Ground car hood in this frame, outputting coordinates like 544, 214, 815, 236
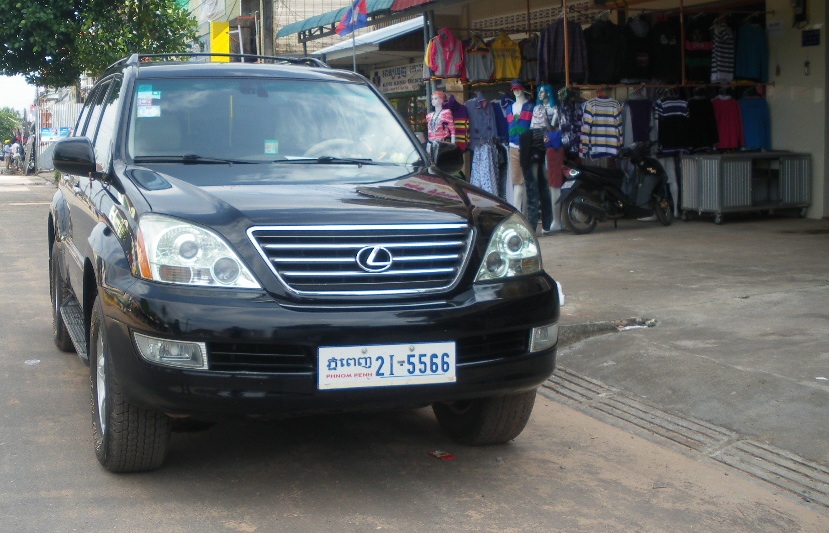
126, 164, 509, 227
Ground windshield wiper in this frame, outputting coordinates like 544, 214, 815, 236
132, 154, 258, 164
273, 156, 390, 167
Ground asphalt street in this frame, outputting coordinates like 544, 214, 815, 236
1, 172, 827, 531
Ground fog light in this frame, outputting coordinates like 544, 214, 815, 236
134, 333, 208, 369
529, 323, 558, 352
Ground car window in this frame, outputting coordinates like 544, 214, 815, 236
79, 80, 112, 139
126, 78, 421, 167
75, 82, 107, 137
93, 76, 123, 170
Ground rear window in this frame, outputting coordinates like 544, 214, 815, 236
126, 78, 420, 166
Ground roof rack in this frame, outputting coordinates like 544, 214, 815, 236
104, 53, 329, 73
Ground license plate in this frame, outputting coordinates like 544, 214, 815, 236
318, 342, 456, 390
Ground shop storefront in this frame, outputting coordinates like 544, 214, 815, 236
276, 0, 827, 219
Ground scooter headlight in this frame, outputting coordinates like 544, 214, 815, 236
567, 168, 580, 178
475, 214, 541, 282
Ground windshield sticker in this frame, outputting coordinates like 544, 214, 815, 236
137, 106, 161, 118
264, 140, 279, 155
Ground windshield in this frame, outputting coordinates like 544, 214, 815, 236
127, 77, 422, 166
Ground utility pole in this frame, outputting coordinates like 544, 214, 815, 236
261, 0, 274, 55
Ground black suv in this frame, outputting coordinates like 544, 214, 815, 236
48, 54, 561, 472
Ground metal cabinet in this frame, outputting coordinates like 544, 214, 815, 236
680, 152, 811, 224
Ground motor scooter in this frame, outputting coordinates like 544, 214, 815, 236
558, 141, 673, 234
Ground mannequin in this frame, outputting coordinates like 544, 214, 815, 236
524, 84, 557, 234
426, 91, 456, 144
505, 80, 533, 215
536, 84, 564, 233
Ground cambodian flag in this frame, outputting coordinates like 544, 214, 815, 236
335, 0, 368, 37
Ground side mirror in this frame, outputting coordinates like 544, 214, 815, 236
433, 141, 464, 174
53, 137, 96, 176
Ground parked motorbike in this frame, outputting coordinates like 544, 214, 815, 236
558, 141, 673, 234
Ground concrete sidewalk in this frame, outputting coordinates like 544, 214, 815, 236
539, 214, 829, 510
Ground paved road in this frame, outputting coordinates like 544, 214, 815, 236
1, 175, 826, 532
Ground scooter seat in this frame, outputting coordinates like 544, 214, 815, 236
571, 164, 626, 186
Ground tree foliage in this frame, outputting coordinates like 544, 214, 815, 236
0, 107, 23, 143
0, 0, 198, 88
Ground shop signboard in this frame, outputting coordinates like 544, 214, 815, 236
370, 64, 423, 95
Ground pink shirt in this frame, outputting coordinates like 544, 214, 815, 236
426, 108, 455, 142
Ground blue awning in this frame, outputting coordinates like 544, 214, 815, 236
313, 15, 424, 59
277, 0, 396, 38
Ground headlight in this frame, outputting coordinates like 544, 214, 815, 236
475, 214, 542, 282
134, 214, 260, 288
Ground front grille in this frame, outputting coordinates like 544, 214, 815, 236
248, 224, 473, 296
209, 342, 313, 373
207, 330, 528, 374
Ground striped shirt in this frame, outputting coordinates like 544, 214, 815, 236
710, 21, 735, 83
579, 97, 622, 158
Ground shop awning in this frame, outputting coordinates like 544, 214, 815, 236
277, 0, 396, 39
391, 0, 436, 9
314, 15, 424, 61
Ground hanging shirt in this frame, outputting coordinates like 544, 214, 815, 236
735, 23, 768, 82
427, 28, 464, 78
710, 20, 735, 83
490, 33, 522, 80
622, 98, 653, 146
653, 97, 690, 153
580, 96, 623, 158
739, 97, 771, 150
537, 19, 588, 84
684, 17, 713, 82
464, 36, 494, 83
465, 96, 499, 151
687, 97, 719, 150
447, 95, 470, 151
711, 95, 743, 150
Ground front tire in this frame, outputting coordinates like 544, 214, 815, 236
432, 389, 537, 445
653, 194, 674, 226
562, 193, 598, 234
90, 297, 171, 472
50, 241, 74, 352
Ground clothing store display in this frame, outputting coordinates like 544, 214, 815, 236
653, 96, 690, 153
464, 34, 494, 83
650, 17, 682, 83
623, 15, 652, 81
739, 96, 771, 150
711, 94, 743, 150
426, 108, 455, 142
470, 142, 499, 195
446, 96, 470, 151
710, 18, 735, 83
687, 96, 719, 151
622, 97, 653, 146
585, 18, 627, 84
490, 32, 522, 80
684, 16, 713, 82
558, 90, 585, 155
579, 96, 623, 158
503, 98, 534, 147
530, 103, 558, 130
426, 28, 464, 78
538, 19, 588, 84
735, 23, 768, 82
465, 95, 499, 151
519, 35, 539, 83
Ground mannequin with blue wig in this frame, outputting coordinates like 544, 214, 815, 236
523, 84, 559, 234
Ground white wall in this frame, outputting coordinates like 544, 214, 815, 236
766, 0, 827, 218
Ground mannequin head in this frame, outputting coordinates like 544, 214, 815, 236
537, 84, 556, 106
510, 80, 527, 102
431, 91, 447, 110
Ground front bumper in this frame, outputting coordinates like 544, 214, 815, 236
101, 269, 560, 419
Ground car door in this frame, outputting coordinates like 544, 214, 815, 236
62, 77, 120, 297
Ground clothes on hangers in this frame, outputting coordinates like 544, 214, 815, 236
446, 95, 470, 151
425, 28, 465, 78
710, 17, 735, 83
579, 95, 623, 158
684, 15, 713, 82
519, 34, 539, 83
653, 96, 690, 153
650, 17, 682, 83
711, 94, 743, 149
537, 19, 588, 84
739, 96, 771, 150
464, 34, 494, 83
470, 141, 500, 195
465, 95, 500, 151
687, 97, 719, 150
491, 32, 522, 80
623, 98, 653, 146
735, 22, 768, 82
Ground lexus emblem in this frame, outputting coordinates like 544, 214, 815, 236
355, 246, 393, 273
